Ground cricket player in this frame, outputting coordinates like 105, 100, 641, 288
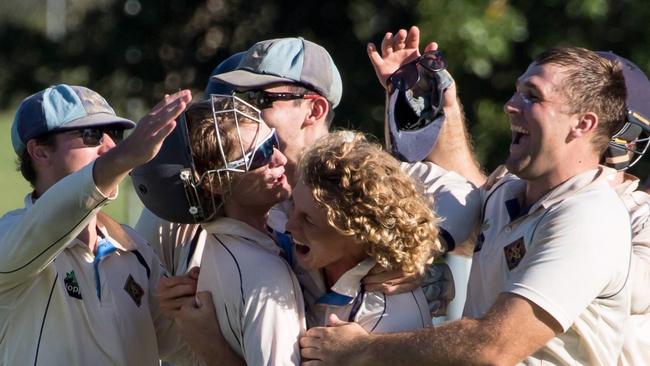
0, 85, 196, 364
300, 27, 631, 366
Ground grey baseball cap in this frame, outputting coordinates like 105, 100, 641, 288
11, 84, 135, 155
212, 37, 343, 108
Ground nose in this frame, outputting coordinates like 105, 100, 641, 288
269, 147, 287, 167
503, 93, 521, 115
285, 204, 299, 234
97, 133, 116, 155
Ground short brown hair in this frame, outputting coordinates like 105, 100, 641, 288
533, 47, 627, 153
185, 99, 260, 217
16, 134, 57, 187
299, 131, 443, 274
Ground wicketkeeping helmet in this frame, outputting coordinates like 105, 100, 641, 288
598, 51, 650, 170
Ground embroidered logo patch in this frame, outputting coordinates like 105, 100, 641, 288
503, 237, 526, 270
123, 275, 144, 307
64, 270, 82, 299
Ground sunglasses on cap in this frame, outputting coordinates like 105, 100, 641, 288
227, 128, 280, 171
387, 51, 448, 130
235, 90, 320, 109
64, 128, 125, 147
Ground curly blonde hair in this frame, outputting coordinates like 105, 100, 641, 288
299, 131, 443, 274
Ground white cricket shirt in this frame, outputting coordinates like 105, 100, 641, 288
465, 167, 631, 366
197, 217, 305, 366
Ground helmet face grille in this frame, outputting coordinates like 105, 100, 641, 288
606, 110, 650, 170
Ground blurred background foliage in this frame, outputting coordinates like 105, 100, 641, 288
1, 0, 649, 222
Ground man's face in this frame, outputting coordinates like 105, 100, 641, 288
503, 62, 578, 182
45, 129, 118, 184
225, 122, 292, 210
246, 84, 327, 187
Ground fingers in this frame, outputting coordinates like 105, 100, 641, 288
194, 291, 215, 312
367, 43, 383, 68
157, 275, 198, 304
392, 28, 408, 51
187, 266, 200, 280
327, 314, 349, 327
424, 41, 439, 53
405, 26, 420, 50
381, 32, 393, 56
363, 269, 400, 285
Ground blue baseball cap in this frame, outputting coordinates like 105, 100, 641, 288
204, 52, 246, 98
11, 84, 135, 155
212, 37, 343, 108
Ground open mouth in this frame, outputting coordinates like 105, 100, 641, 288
511, 125, 530, 145
294, 241, 311, 255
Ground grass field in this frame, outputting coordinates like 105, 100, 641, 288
0, 112, 143, 226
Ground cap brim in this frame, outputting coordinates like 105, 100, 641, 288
63, 113, 136, 130
211, 70, 297, 90
387, 91, 444, 162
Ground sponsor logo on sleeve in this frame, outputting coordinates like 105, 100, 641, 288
123, 275, 144, 307
503, 237, 526, 270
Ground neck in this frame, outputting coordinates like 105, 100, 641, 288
78, 217, 100, 253
524, 154, 599, 206
224, 201, 270, 233
324, 255, 368, 289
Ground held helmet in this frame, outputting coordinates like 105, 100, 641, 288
597, 51, 650, 170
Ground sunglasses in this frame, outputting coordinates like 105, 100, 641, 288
62, 128, 125, 147
388, 50, 448, 92
235, 90, 320, 109
228, 128, 280, 171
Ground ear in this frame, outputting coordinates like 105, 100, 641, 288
302, 96, 329, 128
569, 112, 598, 139
26, 139, 54, 167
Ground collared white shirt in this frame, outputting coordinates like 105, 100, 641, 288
466, 166, 631, 366
612, 173, 650, 366
0, 163, 193, 366
197, 217, 305, 366
297, 258, 430, 332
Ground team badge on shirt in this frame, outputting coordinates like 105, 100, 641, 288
124, 275, 144, 306
503, 237, 526, 270
64, 270, 82, 299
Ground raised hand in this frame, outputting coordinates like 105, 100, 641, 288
117, 90, 192, 167
367, 26, 439, 89
93, 90, 192, 195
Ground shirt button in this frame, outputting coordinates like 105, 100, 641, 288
505, 227, 511, 233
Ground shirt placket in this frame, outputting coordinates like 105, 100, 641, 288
93, 238, 117, 305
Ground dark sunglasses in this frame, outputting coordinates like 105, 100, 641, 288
235, 90, 320, 109
228, 128, 280, 171
65, 128, 125, 147
388, 50, 448, 92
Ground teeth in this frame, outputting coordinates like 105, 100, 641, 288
511, 125, 529, 135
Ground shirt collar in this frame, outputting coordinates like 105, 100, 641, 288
201, 216, 282, 256
530, 166, 616, 212
329, 258, 376, 299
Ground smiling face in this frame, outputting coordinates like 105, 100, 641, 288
187, 99, 292, 218
286, 179, 366, 276
503, 62, 578, 182
256, 84, 330, 187
226, 122, 292, 210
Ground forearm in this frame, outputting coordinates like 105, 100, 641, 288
92, 147, 134, 197
0, 163, 108, 287
181, 327, 244, 366
356, 318, 507, 366
427, 97, 486, 187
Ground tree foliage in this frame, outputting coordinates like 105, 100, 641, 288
0, 0, 648, 179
